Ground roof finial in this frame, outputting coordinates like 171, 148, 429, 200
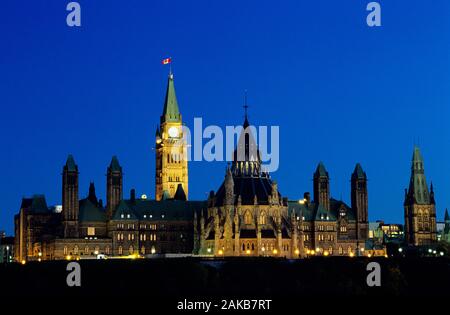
244, 89, 249, 117
243, 90, 249, 128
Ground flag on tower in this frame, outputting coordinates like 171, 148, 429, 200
162, 57, 172, 65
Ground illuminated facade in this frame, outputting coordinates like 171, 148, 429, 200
14, 72, 371, 261
155, 73, 188, 201
404, 146, 437, 246
194, 116, 369, 258
14, 74, 199, 262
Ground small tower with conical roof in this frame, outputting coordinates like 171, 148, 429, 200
404, 146, 437, 245
155, 72, 188, 200
62, 154, 79, 238
87, 182, 98, 206
106, 156, 123, 219
313, 162, 330, 211
351, 163, 368, 240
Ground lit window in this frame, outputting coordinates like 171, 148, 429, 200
260, 212, 266, 225
244, 211, 252, 225
87, 227, 95, 236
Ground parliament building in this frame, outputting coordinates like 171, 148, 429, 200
14, 72, 370, 262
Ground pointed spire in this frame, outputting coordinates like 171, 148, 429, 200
65, 154, 77, 172
161, 73, 181, 123
352, 163, 367, 179
445, 208, 449, 221
243, 90, 250, 129
88, 182, 98, 205
407, 146, 430, 205
174, 184, 187, 201
315, 162, 328, 177
412, 145, 424, 163
109, 156, 122, 173
430, 181, 436, 204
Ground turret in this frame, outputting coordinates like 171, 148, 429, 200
313, 162, 330, 211
106, 156, 123, 220
62, 155, 79, 238
351, 163, 368, 240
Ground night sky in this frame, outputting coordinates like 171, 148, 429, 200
1, 0, 449, 234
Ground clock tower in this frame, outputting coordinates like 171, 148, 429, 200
155, 73, 188, 201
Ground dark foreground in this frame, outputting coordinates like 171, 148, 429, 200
1, 257, 449, 300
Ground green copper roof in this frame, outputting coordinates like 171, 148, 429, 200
287, 198, 355, 222
112, 200, 138, 220
314, 162, 328, 177
352, 163, 366, 179
161, 74, 181, 123
412, 146, 423, 163
109, 156, 122, 172
162, 190, 171, 200
21, 195, 50, 214
407, 146, 431, 205
79, 198, 106, 222
110, 199, 207, 222
65, 155, 77, 172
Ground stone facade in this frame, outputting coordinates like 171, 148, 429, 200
194, 116, 369, 257
404, 147, 437, 246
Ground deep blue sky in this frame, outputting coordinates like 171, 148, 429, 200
1, 1, 449, 235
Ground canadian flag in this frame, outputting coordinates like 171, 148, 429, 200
162, 57, 172, 65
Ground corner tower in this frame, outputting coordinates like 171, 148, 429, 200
155, 73, 188, 200
107, 156, 123, 219
351, 163, 368, 240
313, 162, 330, 211
62, 155, 79, 238
404, 146, 437, 245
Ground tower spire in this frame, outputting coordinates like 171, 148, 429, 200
161, 71, 181, 123
243, 90, 249, 129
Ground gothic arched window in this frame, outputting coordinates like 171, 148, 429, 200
260, 212, 266, 225
244, 211, 252, 225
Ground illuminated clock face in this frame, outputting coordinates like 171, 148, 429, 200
168, 126, 179, 138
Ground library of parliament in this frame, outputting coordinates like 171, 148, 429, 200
14, 73, 437, 262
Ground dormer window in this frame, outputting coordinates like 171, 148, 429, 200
127, 214, 131, 219
121, 214, 124, 219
